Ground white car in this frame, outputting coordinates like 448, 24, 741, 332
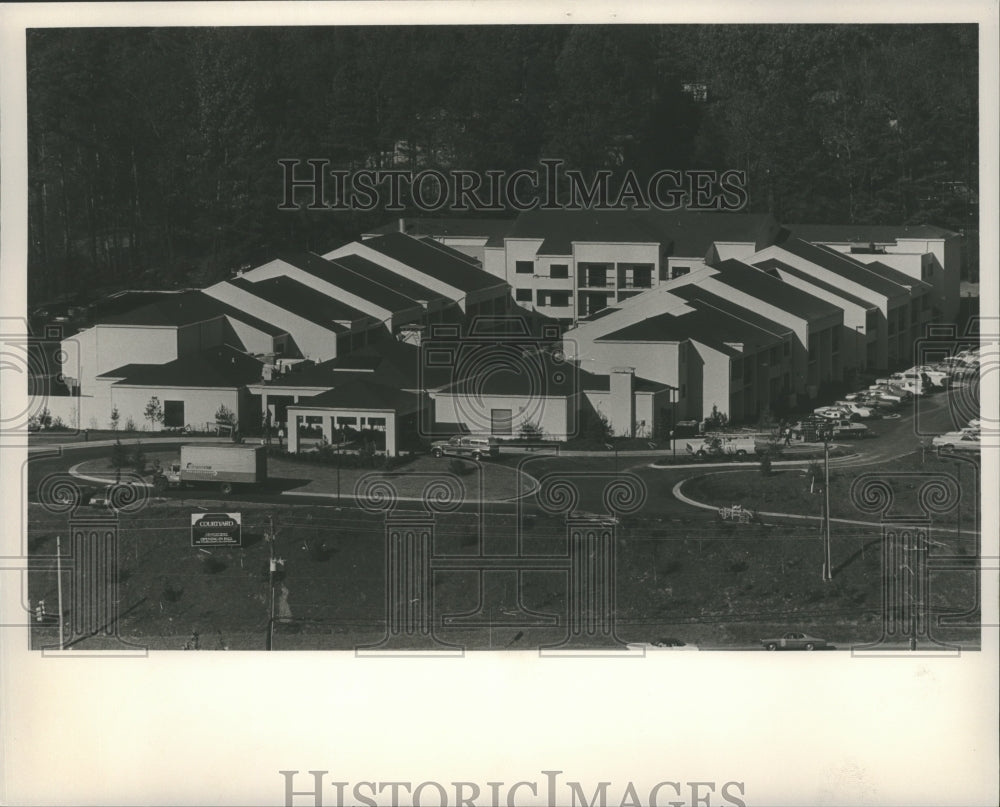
932, 430, 981, 452
908, 366, 950, 388
626, 638, 700, 652
813, 406, 850, 420
833, 401, 874, 419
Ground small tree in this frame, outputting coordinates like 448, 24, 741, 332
144, 397, 164, 431
111, 437, 129, 471
518, 420, 544, 440
36, 407, 53, 430
704, 404, 729, 432
110, 406, 120, 431
215, 404, 237, 437
131, 441, 146, 474
124, 416, 137, 432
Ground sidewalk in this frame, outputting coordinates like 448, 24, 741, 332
28, 435, 233, 453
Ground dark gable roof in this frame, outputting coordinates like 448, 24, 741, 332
789, 223, 960, 243
365, 217, 516, 248
98, 290, 285, 335
435, 347, 578, 397
278, 252, 420, 314
363, 232, 505, 293
227, 276, 365, 331
295, 376, 423, 413
776, 239, 909, 298
507, 209, 782, 260
670, 285, 793, 339
753, 258, 877, 311
712, 260, 842, 321
863, 260, 933, 293
510, 209, 664, 256
331, 253, 447, 305
100, 346, 263, 388
596, 303, 782, 356
417, 237, 482, 265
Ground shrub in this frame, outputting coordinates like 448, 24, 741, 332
110, 407, 120, 431
124, 416, 137, 432
144, 397, 164, 430
518, 420, 544, 440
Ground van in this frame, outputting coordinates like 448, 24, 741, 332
431, 435, 501, 461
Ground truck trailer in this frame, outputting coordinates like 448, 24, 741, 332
156, 443, 268, 495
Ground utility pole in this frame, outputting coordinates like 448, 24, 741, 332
266, 514, 275, 651
822, 428, 833, 581
56, 534, 64, 650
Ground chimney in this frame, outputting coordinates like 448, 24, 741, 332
610, 367, 635, 438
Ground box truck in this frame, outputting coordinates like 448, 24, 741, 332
156, 444, 267, 495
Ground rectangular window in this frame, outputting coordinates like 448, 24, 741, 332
515, 260, 534, 274
578, 263, 612, 287
670, 265, 691, 279
515, 288, 532, 302
618, 263, 653, 289
163, 400, 184, 428
491, 409, 513, 435
538, 291, 571, 307
550, 264, 569, 279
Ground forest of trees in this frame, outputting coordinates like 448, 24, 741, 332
26, 24, 978, 304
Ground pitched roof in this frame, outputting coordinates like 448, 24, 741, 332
670, 285, 793, 339
227, 276, 365, 330
97, 290, 285, 335
417, 237, 482, 264
435, 347, 578, 397
99, 345, 263, 388
863, 260, 934, 293
753, 258, 877, 310
277, 252, 421, 314
365, 217, 516, 247
641, 211, 782, 257
293, 376, 423, 413
509, 209, 664, 255
579, 369, 674, 393
595, 303, 781, 356
363, 232, 506, 293
330, 253, 448, 304
776, 239, 909, 298
710, 260, 843, 321
789, 223, 960, 243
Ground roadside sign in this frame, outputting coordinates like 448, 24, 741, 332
191, 512, 242, 547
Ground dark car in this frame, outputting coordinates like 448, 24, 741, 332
761, 632, 828, 651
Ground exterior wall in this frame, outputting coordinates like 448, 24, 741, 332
109, 386, 244, 433
202, 282, 340, 362
176, 318, 226, 356
65, 324, 179, 396
226, 317, 280, 356
430, 392, 574, 440
693, 342, 733, 422
566, 339, 683, 391
504, 238, 546, 311
483, 246, 507, 279
433, 236, 489, 265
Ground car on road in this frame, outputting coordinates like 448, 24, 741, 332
761, 632, 828, 651
627, 638, 699, 651
431, 435, 500, 461
932, 429, 980, 452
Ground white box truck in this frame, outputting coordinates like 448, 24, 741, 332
157, 444, 267, 495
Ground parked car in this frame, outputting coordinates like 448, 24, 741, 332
626, 638, 699, 652
431, 435, 500, 460
832, 401, 875, 419
761, 632, 828, 651
932, 430, 981, 452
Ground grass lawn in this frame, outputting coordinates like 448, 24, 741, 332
681, 450, 980, 535
73, 452, 536, 501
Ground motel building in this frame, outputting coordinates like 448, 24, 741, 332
47, 217, 955, 442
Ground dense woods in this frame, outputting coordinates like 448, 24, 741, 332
26, 24, 978, 304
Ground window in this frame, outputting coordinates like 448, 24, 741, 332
491, 409, 513, 435
671, 265, 691, 280
538, 290, 571, 307
578, 263, 612, 287
515, 288, 532, 302
163, 400, 185, 428
618, 263, 653, 288
515, 260, 534, 274
550, 264, 569, 279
